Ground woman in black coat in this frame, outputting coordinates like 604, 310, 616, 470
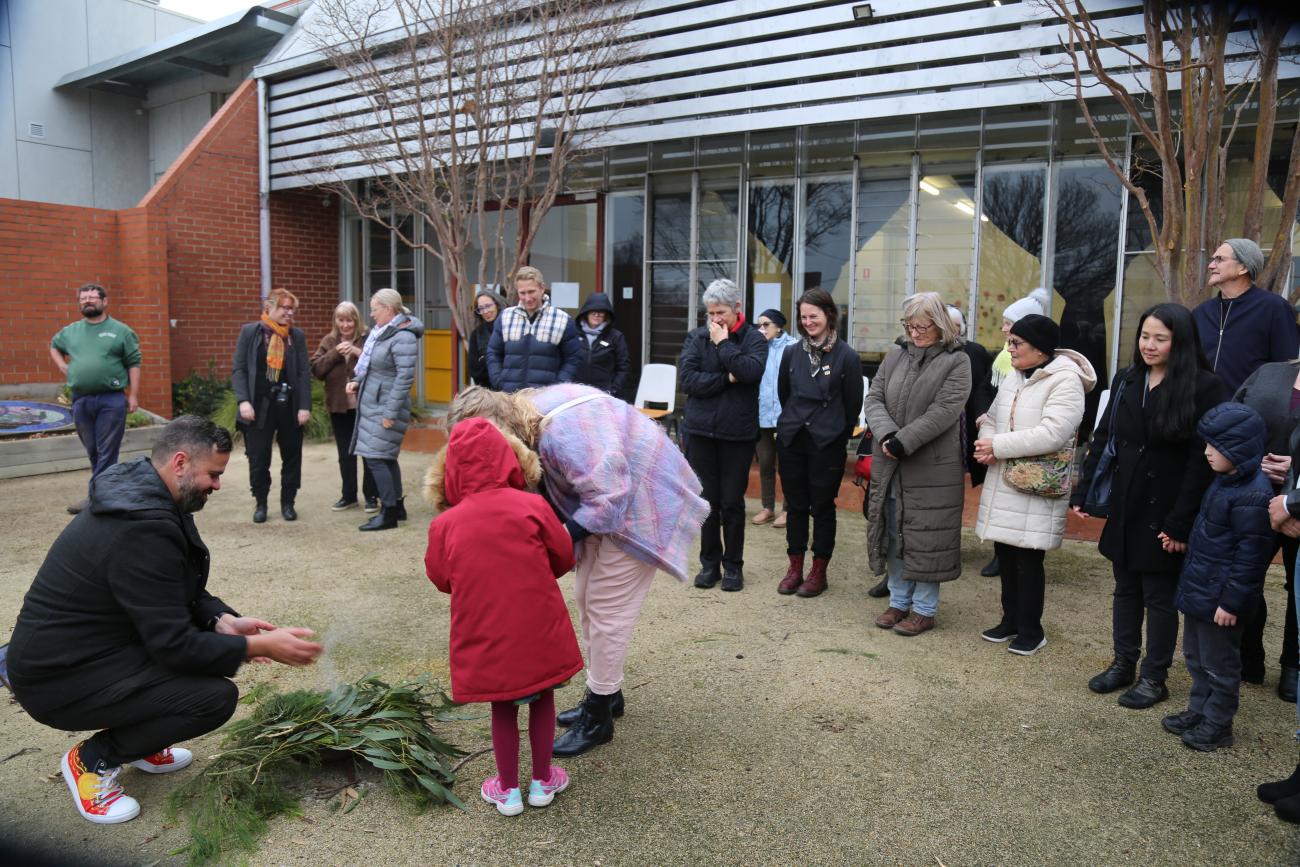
775, 287, 864, 599
467, 290, 504, 388
1072, 303, 1226, 709
573, 292, 631, 398
1233, 359, 1300, 700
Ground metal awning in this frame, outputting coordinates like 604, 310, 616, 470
55, 6, 297, 98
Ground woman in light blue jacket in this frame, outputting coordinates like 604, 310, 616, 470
753, 308, 797, 526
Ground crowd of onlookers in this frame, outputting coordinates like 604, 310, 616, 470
33, 235, 1300, 827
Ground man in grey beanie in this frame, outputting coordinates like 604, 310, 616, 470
1192, 237, 1297, 396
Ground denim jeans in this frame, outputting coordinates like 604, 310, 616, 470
71, 390, 128, 481
883, 492, 940, 616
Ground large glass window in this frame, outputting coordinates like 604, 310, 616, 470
608, 191, 645, 373
914, 156, 976, 305
696, 168, 740, 324
747, 178, 796, 321
976, 162, 1046, 347
530, 202, 598, 313
852, 167, 912, 357
801, 176, 853, 313
647, 173, 692, 364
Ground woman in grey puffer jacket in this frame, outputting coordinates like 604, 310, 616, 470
348, 288, 425, 531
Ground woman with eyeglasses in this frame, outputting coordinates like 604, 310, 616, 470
863, 292, 971, 637
972, 314, 1095, 656
774, 289, 863, 597
468, 290, 505, 389
753, 308, 797, 528
1070, 303, 1226, 709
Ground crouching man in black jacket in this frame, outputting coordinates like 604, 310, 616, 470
6, 415, 322, 825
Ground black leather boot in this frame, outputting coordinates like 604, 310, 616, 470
552, 691, 614, 756
980, 554, 1000, 577
253, 499, 268, 524
1259, 761, 1300, 804
281, 500, 298, 521
1279, 666, 1299, 703
395, 497, 407, 521
867, 576, 889, 598
557, 689, 624, 727
359, 506, 399, 532
1088, 659, 1136, 694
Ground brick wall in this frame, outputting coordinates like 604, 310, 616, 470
0, 78, 340, 419
0, 200, 171, 413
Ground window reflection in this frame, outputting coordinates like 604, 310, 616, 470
914, 161, 976, 312
976, 164, 1045, 348
801, 177, 853, 313
852, 169, 911, 356
747, 178, 795, 320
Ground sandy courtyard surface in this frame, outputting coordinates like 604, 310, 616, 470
1, 443, 1298, 865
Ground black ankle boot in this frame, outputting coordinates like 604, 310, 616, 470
867, 576, 889, 598
980, 554, 1000, 577
552, 691, 614, 756
557, 690, 625, 727
1279, 666, 1299, 703
253, 500, 268, 524
395, 497, 407, 521
1259, 763, 1300, 804
359, 506, 399, 532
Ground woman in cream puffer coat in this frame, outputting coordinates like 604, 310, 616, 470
974, 314, 1095, 656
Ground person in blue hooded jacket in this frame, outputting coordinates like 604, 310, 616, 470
1162, 402, 1275, 752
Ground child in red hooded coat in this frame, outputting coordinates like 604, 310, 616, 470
423, 417, 582, 816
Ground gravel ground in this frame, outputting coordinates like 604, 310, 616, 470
2, 443, 1298, 866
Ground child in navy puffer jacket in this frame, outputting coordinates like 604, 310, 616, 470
1166, 402, 1275, 752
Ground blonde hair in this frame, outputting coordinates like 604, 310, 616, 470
370, 287, 410, 315
423, 419, 542, 511
328, 301, 368, 342
514, 266, 546, 290
901, 291, 960, 348
446, 385, 544, 449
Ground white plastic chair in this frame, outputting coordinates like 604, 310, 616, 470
634, 363, 677, 419
853, 375, 870, 438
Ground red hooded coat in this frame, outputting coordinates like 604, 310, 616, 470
424, 418, 581, 703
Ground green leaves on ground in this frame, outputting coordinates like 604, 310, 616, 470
169, 675, 466, 865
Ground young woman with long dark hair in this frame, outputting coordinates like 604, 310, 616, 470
1071, 303, 1227, 709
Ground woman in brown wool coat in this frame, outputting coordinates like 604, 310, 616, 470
864, 291, 972, 637
311, 300, 378, 512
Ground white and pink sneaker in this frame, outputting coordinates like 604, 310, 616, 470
528, 766, 570, 807
129, 746, 193, 774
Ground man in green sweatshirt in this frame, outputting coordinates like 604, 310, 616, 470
49, 283, 142, 514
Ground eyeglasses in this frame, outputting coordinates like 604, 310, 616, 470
1209, 255, 1236, 265
476, 305, 496, 313
900, 319, 935, 335
1006, 337, 1026, 350
277, 305, 296, 313
755, 320, 773, 329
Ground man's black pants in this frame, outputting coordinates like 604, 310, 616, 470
243, 399, 303, 505
687, 435, 753, 570
26, 669, 238, 767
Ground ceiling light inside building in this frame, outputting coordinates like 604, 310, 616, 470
919, 179, 940, 196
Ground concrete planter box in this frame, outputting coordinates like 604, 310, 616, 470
0, 426, 161, 480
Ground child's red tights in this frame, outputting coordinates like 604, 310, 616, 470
489, 689, 555, 791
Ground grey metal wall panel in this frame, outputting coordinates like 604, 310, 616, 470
90, 90, 150, 209
0, 45, 18, 199
87, 0, 156, 65
10, 0, 92, 152
15, 138, 92, 205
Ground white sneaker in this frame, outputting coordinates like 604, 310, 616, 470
129, 746, 194, 774
62, 746, 141, 824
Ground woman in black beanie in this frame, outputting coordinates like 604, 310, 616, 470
973, 314, 1095, 656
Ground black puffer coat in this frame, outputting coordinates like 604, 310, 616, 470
678, 318, 768, 441
572, 293, 631, 398
1073, 366, 1227, 574
1175, 402, 1275, 622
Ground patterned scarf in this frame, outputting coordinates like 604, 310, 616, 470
260, 313, 289, 383
801, 329, 838, 375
